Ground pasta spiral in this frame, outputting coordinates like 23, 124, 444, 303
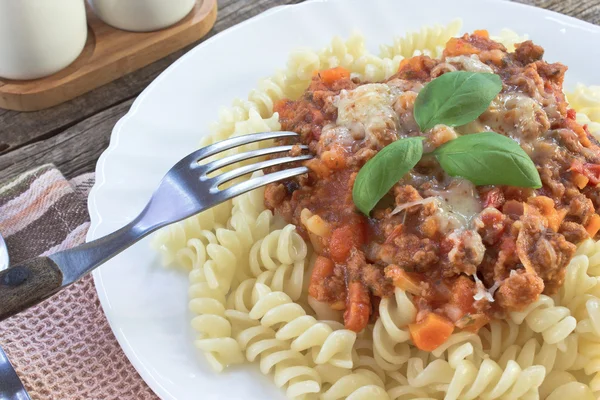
385, 370, 444, 400
495, 334, 586, 374
509, 295, 577, 348
480, 319, 536, 360
247, 72, 287, 118
151, 200, 232, 266
225, 281, 321, 399
185, 210, 277, 371
490, 29, 529, 52
240, 324, 321, 399
444, 358, 546, 400
189, 262, 244, 372
379, 19, 462, 59
554, 254, 599, 320
319, 369, 389, 400
567, 84, 600, 140
248, 224, 309, 301
373, 288, 415, 370
249, 286, 357, 368
352, 325, 387, 384
540, 371, 596, 400
405, 356, 455, 388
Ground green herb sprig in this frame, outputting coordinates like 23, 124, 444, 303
414, 71, 502, 131
433, 132, 542, 188
352, 137, 424, 216
352, 71, 542, 215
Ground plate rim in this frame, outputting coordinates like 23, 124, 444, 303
87, 0, 600, 398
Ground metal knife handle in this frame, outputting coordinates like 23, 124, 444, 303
0, 257, 63, 321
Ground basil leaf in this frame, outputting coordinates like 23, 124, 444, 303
353, 137, 424, 215
414, 71, 503, 131
433, 132, 542, 188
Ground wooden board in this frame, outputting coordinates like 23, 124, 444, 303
0, 0, 217, 112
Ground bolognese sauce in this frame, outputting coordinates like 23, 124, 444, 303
263, 31, 600, 349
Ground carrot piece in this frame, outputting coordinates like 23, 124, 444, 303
567, 109, 577, 120
385, 265, 422, 295
573, 172, 590, 189
473, 29, 489, 38
308, 256, 335, 299
318, 67, 351, 85
444, 37, 480, 57
321, 145, 347, 170
450, 276, 477, 315
409, 313, 455, 351
569, 160, 600, 185
329, 223, 365, 262
586, 214, 600, 238
460, 313, 491, 333
344, 281, 371, 332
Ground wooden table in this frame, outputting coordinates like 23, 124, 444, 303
0, 0, 598, 185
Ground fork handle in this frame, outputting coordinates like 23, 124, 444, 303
0, 257, 63, 321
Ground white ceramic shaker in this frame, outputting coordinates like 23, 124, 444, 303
0, 0, 88, 80
87, 0, 196, 32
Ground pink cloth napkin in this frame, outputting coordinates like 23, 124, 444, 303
0, 165, 157, 400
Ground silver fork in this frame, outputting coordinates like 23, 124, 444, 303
0, 131, 311, 322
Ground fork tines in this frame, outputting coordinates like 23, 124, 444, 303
188, 131, 312, 197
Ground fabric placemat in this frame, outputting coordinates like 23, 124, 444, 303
0, 165, 156, 400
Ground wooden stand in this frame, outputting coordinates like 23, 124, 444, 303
0, 0, 217, 112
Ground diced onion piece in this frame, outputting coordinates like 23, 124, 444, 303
391, 197, 438, 216
306, 215, 331, 238
385, 265, 422, 295
473, 274, 495, 302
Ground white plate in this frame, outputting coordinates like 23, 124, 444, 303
88, 1, 600, 399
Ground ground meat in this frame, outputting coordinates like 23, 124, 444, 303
583, 185, 600, 213
440, 230, 485, 277
350, 147, 377, 167
560, 221, 590, 244
491, 227, 521, 283
375, 234, 439, 272
496, 270, 544, 311
514, 41, 544, 64
564, 189, 595, 225
362, 263, 394, 297
264, 183, 286, 210
476, 208, 507, 245
515, 215, 576, 294
393, 55, 439, 81
393, 185, 423, 211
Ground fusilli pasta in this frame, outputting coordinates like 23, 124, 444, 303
249, 286, 357, 368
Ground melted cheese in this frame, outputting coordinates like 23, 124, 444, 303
335, 83, 399, 146
427, 178, 483, 231
319, 124, 355, 148
480, 92, 549, 141
446, 55, 494, 73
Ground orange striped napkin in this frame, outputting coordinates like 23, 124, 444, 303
0, 165, 156, 400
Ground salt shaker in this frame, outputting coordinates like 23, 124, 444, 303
87, 0, 196, 32
0, 0, 88, 81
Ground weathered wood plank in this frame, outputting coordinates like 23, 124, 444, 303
515, 0, 600, 24
0, 100, 133, 184
0, 0, 303, 156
